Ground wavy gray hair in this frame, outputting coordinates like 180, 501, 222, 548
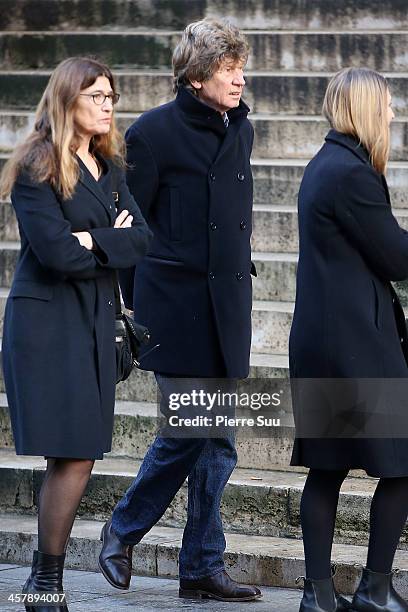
172, 18, 249, 94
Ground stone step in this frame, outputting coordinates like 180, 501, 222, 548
3, 111, 408, 163
2, 184, 408, 253
251, 204, 408, 253
3, 31, 408, 72
251, 116, 408, 163
251, 159, 408, 208
0, 394, 296, 472
2, 512, 408, 594
1, 70, 408, 115
0, 281, 291, 354
2, 0, 407, 32
1, 242, 408, 307
2, 154, 408, 208
0, 448, 405, 550
0, 341, 289, 400
0, 243, 299, 302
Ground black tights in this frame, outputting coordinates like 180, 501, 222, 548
301, 468, 408, 580
37, 458, 94, 555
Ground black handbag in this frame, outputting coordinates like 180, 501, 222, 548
114, 280, 151, 383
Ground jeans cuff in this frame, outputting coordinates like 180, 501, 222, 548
179, 564, 225, 581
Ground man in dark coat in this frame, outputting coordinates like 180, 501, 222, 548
99, 19, 261, 602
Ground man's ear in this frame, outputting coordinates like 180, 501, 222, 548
189, 80, 202, 90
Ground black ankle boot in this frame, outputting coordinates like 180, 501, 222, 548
23, 550, 68, 611
298, 576, 354, 611
352, 568, 408, 611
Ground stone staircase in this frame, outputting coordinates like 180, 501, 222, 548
1, 0, 408, 599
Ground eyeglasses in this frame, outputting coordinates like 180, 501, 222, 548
78, 92, 120, 106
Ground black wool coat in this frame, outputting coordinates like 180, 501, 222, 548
2, 156, 152, 459
120, 87, 254, 378
289, 129, 408, 477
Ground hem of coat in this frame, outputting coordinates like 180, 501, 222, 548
138, 363, 250, 379
14, 448, 110, 461
290, 459, 408, 479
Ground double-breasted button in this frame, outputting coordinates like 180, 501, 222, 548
210, 222, 217, 231
209, 172, 216, 181
237, 172, 245, 181
236, 272, 243, 280
209, 272, 215, 280
108, 300, 113, 306
240, 220, 247, 230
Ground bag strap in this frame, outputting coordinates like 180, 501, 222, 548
114, 274, 122, 316
111, 163, 123, 317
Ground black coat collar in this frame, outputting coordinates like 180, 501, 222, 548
77, 153, 115, 223
175, 86, 250, 135
325, 128, 370, 165
325, 128, 390, 200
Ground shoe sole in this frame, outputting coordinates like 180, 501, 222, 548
179, 588, 262, 602
98, 523, 130, 591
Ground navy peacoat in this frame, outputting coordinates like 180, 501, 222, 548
119, 86, 254, 378
2, 156, 152, 459
289, 129, 408, 477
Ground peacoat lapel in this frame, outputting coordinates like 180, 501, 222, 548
213, 115, 245, 166
175, 87, 250, 166
77, 155, 116, 224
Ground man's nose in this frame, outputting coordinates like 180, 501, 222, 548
233, 71, 245, 86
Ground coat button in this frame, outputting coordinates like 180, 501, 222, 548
237, 172, 245, 181
210, 222, 217, 231
210, 172, 216, 181
209, 272, 215, 280
236, 272, 243, 280
401, 337, 404, 343
108, 300, 113, 306
240, 220, 247, 230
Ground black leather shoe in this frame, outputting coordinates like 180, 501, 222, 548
352, 567, 408, 611
98, 519, 133, 590
23, 550, 68, 611
298, 576, 353, 611
179, 569, 262, 601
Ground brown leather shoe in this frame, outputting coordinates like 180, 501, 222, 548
179, 570, 262, 601
98, 519, 133, 590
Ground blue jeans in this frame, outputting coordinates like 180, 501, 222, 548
112, 374, 238, 579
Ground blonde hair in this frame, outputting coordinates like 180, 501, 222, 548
323, 67, 390, 174
172, 18, 249, 94
0, 57, 125, 200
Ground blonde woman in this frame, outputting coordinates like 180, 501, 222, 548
0, 57, 151, 611
289, 67, 408, 611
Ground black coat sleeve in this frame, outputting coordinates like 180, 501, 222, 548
125, 125, 159, 219
88, 168, 153, 270
334, 164, 408, 281
116, 125, 159, 309
12, 172, 110, 278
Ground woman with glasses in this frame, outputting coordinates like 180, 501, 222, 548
290, 67, 408, 611
0, 57, 151, 611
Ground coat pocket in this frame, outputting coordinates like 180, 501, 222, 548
147, 255, 184, 266
9, 280, 54, 301
169, 187, 182, 242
